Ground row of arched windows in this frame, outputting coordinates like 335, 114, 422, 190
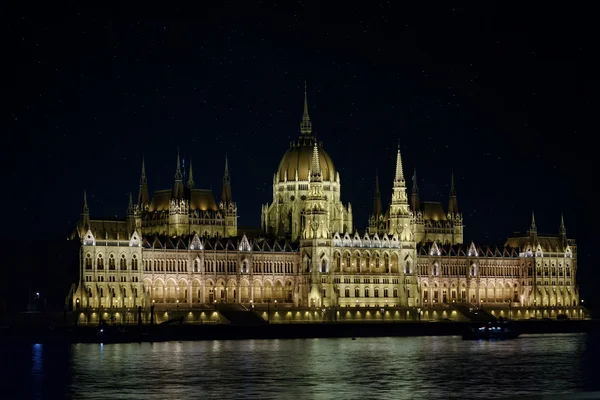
341, 287, 399, 298
86, 253, 138, 271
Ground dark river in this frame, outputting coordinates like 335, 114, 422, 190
2, 333, 599, 399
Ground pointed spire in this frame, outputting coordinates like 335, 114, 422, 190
221, 154, 232, 205
394, 142, 405, 185
560, 213, 566, 234
82, 190, 89, 213
173, 148, 184, 199
310, 142, 322, 180
174, 148, 182, 180
411, 168, 420, 212
530, 211, 537, 231
137, 156, 149, 207
300, 81, 312, 136
559, 213, 567, 250
448, 170, 458, 215
187, 157, 195, 189
140, 156, 147, 185
372, 172, 382, 217
412, 168, 419, 194
127, 192, 134, 214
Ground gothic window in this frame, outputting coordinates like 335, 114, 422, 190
384, 254, 390, 272
407, 288, 411, 298
322, 289, 326, 298
345, 253, 351, 270
345, 288, 350, 297
384, 288, 389, 297
375, 254, 380, 269
85, 254, 92, 270
321, 260, 327, 273
99, 288, 104, 298
355, 287, 360, 297
109, 254, 116, 270
120, 255, 127, 270
132, 255, 138, 271
97, 254, 104, 270
364, 288, 370, 298
374, 288, 379, 298
393, 288, 398, 298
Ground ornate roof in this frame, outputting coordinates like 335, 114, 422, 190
277, 141, 335, 182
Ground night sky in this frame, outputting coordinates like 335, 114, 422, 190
5, 3, 598, 306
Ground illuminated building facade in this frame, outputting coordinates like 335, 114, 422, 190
70, 90, 580, 321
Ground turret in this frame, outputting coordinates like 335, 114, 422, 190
126, 192, 135, 235
529, 211, 538, 246
559, 213, 567, 250
448, 171, 458, 215
173, 149, 184, 200
388, 143, 411, 237
221, 155, 232, 206
187, 157, 195, 189
411, 168, 420, 212
79, 190, 90, 237
137, 157, 149, 208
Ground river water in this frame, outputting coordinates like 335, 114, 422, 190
2, 333, 599, 399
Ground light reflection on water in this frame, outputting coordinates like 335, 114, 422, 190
1, 333, 599, 399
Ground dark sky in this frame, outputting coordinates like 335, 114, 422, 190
5, 3, 597, 304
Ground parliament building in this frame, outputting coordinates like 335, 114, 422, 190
69, 89, 581, 323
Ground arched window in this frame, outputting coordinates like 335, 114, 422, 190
364, 288, 370, 298
85, 254, 92, 270
132, 255, 138, 271
345, 288, 350, 297
120, 255, 127, 270
321, 260, 327, 273
384, 288, 389, 297
355, 288, 360, 297
97, 254, 104, 270
374, 288, 379, 298
393, 288, 398, 298
345, 253, 351, 270
109, 254, 115, 270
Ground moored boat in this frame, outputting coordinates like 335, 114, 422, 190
462, 318, 520, 340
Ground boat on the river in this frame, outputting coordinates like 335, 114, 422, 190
462, 318, 520, 340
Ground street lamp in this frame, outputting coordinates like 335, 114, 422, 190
417, 307, 421, 321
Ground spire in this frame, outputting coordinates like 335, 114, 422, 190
300, 81, 312, 136
175, 148, 182, 181
394, 142, 405, 185
448, 170, 458, 215
559, 213, 567, 250
372, 172, 382, 217
187, 157, 195, 189
530, 211, 537, 232
412, 168, 419, 194
310, 142, 322, 181
173, 148, 184, 199
137, 156, 149, 207
127, 192, 134, 215
411, 168, 420, 212
82, 190, 89, 214
221, 154, 232, 205
529, 210, 538, 245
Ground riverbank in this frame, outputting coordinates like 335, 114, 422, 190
1, 319, 598, 344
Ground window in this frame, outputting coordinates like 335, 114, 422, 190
109, 254, 115, 270
345, 288, 350, 297
384, 288, 388, 297
132, 255, 138, 271
364, 288, 370, 298
374, 288, 379, 298
355, 288, 360, 297
85, 254, 92, 270
97, 254, 104, 270
120, 255, 127, 270
322, 289, 326, 298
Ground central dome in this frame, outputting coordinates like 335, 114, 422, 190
277, 140, 335, 182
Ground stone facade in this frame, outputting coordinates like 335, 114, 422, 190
70, 89, 580, 321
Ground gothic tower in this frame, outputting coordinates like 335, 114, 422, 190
220, 155, 237, 237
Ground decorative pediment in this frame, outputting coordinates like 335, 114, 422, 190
381, 234, 390, 248
342, 232, 352, 247
535, 243, 543, 257
353, 232, 362, 247
83, 229, 96, 246
190, 233, 203, 251
468, 242, 478, 257
362, 233, 371, 247
333, 232, 342, 246
239, 235, 251, 252
128, 230, 141, 247
372, 233, 381, 248
430, 241, 440, 256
